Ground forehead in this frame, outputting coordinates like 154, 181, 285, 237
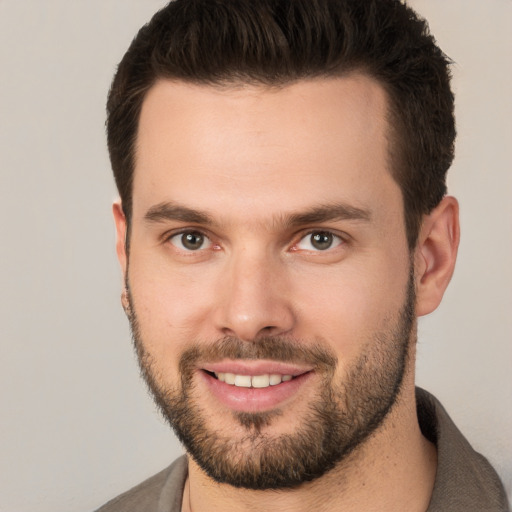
133, 75, 399, 224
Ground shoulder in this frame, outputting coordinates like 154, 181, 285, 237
416, 388, 510, 512
94, 456, 188, 512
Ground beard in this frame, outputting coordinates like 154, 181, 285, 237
125, 271, 416, 490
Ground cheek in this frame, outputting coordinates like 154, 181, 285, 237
128, 257, 221, 355
292, 255, 410, 360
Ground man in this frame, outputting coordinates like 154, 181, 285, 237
98, 0, 509, 510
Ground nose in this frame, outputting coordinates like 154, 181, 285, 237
213, 249, 295, 342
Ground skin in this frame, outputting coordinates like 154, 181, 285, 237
114, 75, 459, 511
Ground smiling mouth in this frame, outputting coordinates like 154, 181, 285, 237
207, 371, 299, 388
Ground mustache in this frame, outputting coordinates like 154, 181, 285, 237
179, 336, 338, 375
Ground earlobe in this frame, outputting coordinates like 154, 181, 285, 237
121, 287, 131, 318
414, 196, 460, 317
113, 201, 128, 276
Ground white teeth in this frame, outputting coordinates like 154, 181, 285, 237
213, 372, 294, 388
224, 373, 236, 385
269, 374, 282, 385
251, 375, 270, 388
234, 375, 252, 387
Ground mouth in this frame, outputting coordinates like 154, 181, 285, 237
199, 362, 313, 413
206, 371, 295, 388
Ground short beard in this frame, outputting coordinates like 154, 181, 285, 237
126, 271, 415, 490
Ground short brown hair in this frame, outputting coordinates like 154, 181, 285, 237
107, 0, 455, 249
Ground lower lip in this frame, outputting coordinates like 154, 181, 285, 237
199, 371, 312, 413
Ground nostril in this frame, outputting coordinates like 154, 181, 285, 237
215, 300, 296, 342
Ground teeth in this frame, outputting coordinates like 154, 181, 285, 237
252, 375, 270, 388
224, 373, 236, 385
234, 375, 252, 387
213, 372, 294, 388
269, 374, 282, 385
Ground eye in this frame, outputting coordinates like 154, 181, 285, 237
168, 231, 212, 251
295, 231, 343, 251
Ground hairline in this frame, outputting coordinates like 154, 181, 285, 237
124, 68, 413, 251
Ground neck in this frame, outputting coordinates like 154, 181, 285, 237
182, 379, 437, 512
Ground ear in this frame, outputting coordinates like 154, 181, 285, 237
113, 201, 132, 315
414, 196, 460, 317
113, 201, 128, 277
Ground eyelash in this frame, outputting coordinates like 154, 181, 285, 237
164, 228, 347, 254
293, 230, 345, 252
165, 230, 216, 252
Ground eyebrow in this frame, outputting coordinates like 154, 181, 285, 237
284, 203, 371, 227
143, 201, 371, 228
144, 202, 215, 225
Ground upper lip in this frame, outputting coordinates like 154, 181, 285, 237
201, 360, 313, 377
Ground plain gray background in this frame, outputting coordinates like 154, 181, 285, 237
0, 1, 510, 511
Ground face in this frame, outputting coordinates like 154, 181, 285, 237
116, 76, 416, 489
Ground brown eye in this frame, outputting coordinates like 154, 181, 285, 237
169, 231, 211, 251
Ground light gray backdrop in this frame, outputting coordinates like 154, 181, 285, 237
0, 1, 510, 511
